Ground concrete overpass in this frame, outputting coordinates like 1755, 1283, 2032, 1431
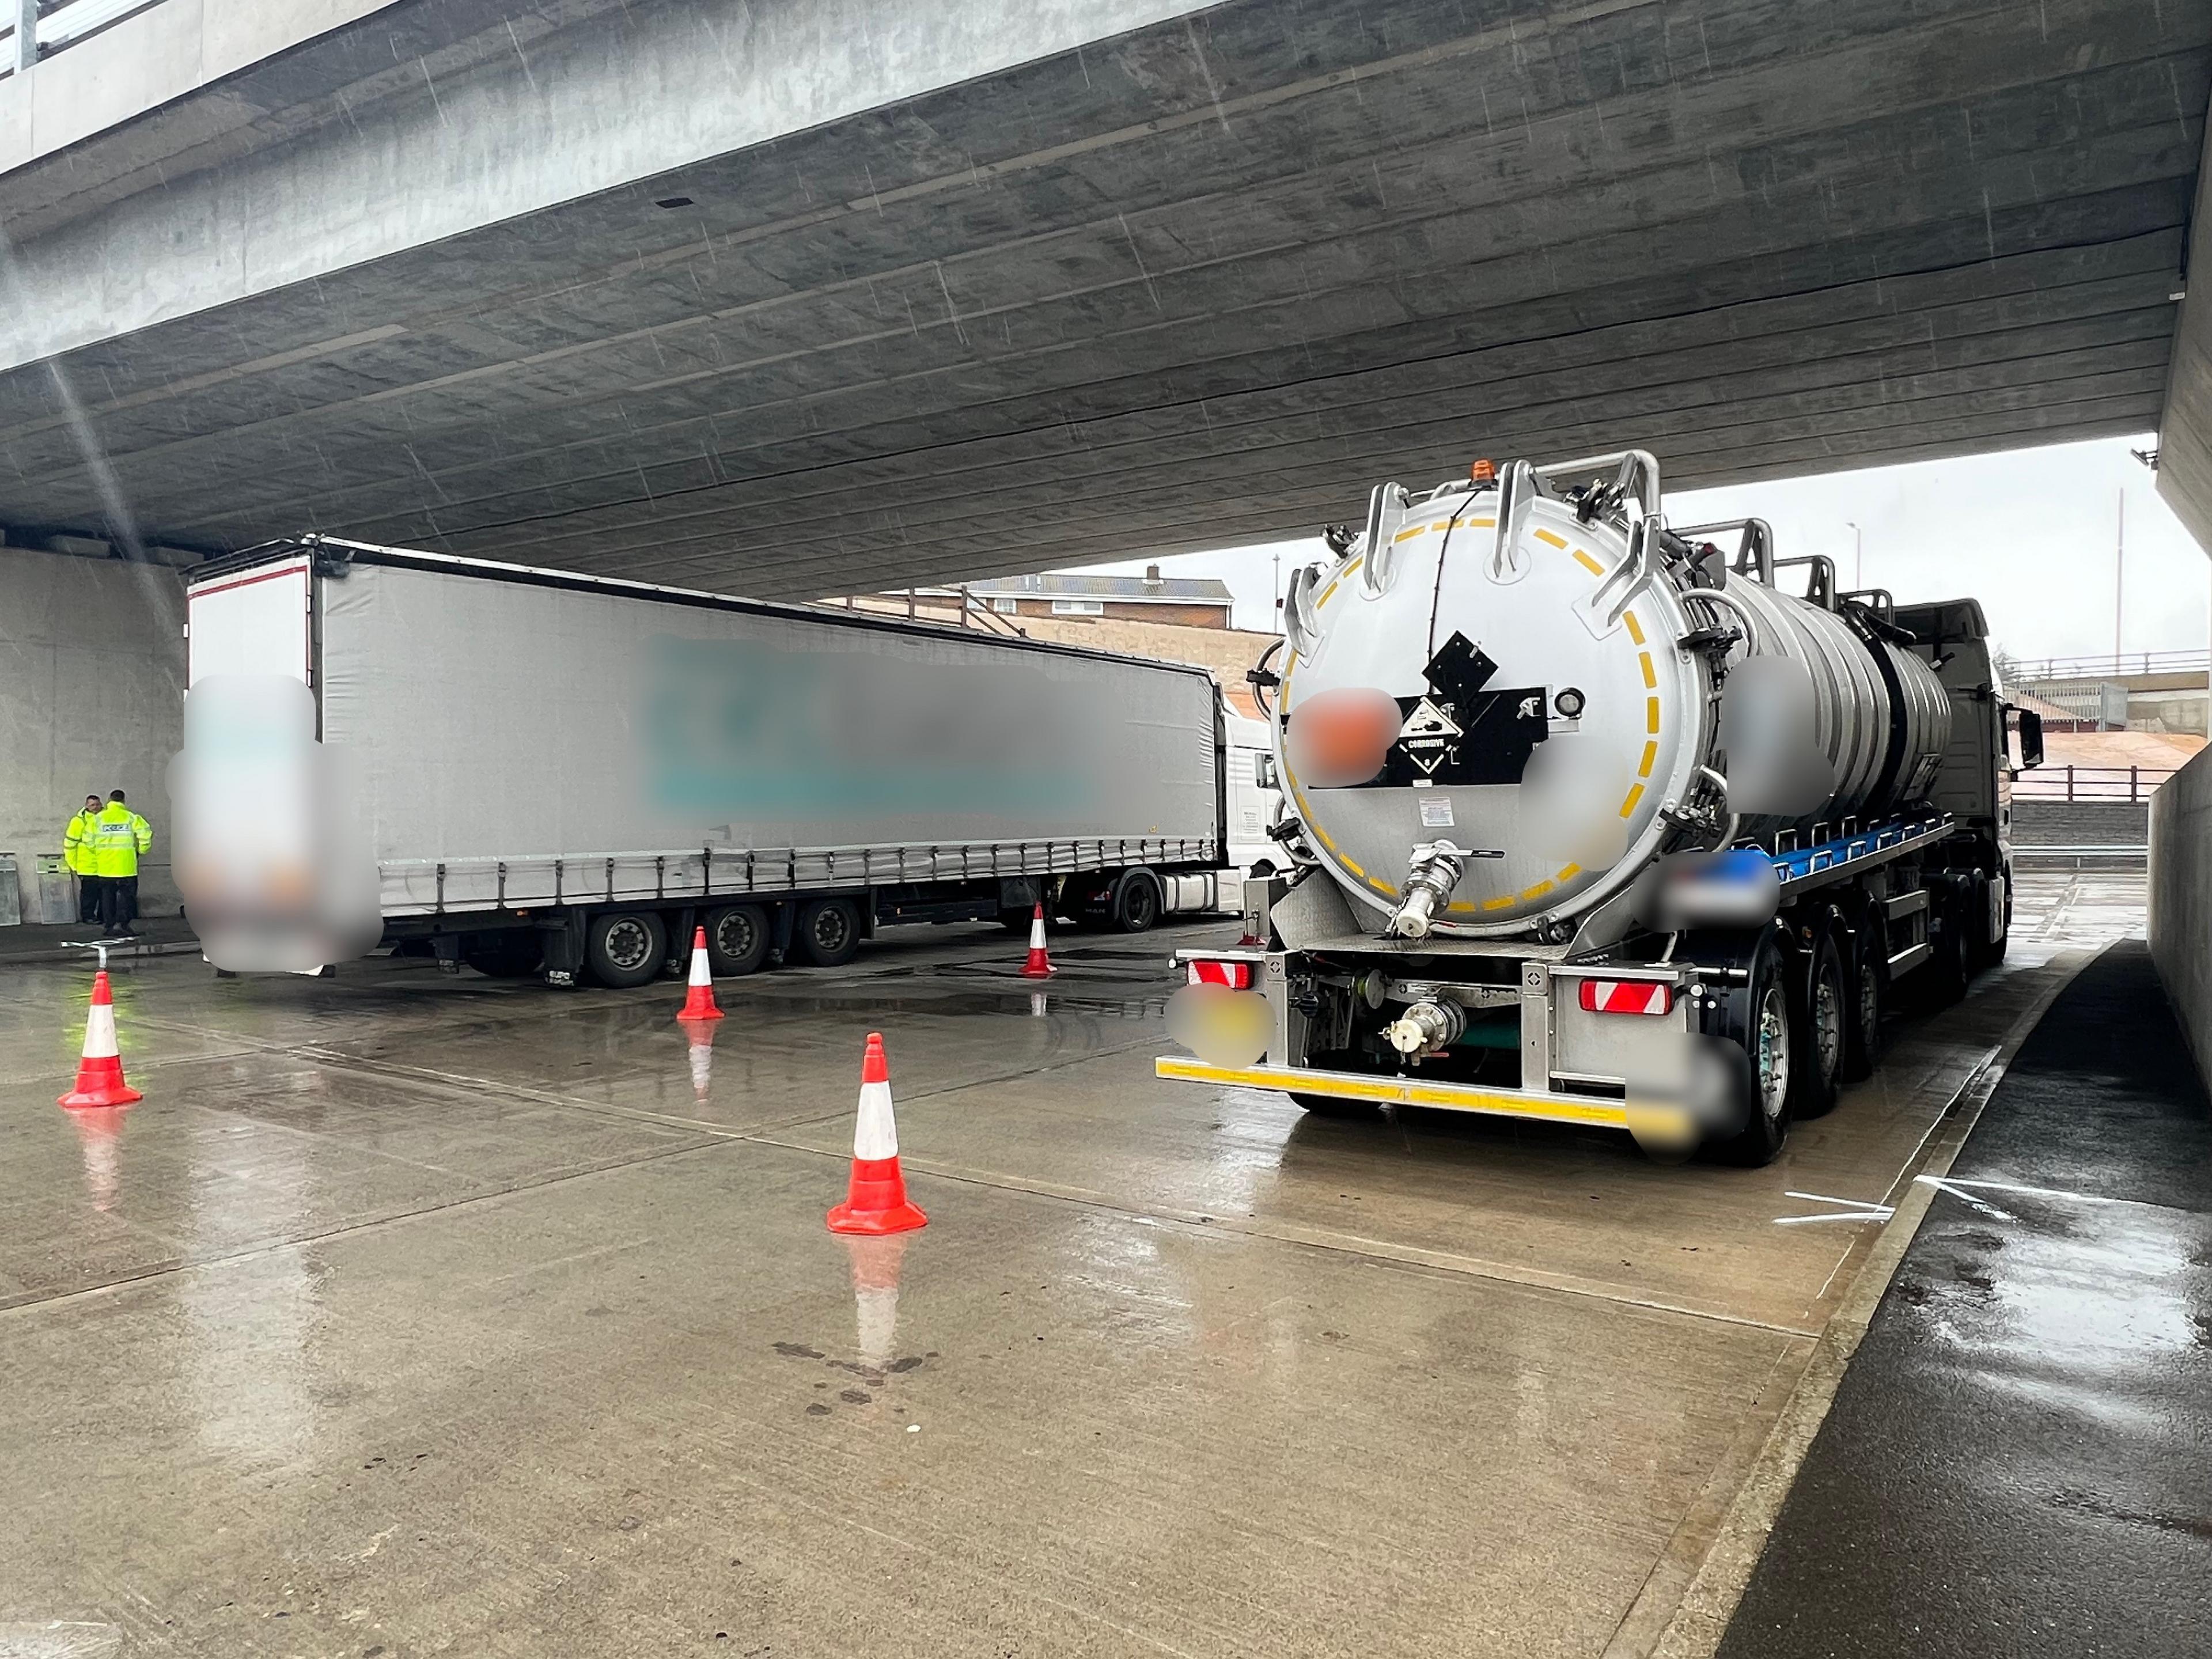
2, 0, 2211, 600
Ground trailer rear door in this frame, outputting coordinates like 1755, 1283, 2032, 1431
187, 556, 313, 688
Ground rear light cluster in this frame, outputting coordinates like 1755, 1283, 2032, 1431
1577, 978, 1673, 1016
1187, 959, 1252, 989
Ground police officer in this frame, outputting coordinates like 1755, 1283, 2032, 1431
89, 790, 154, 938
64, 793, 104, 925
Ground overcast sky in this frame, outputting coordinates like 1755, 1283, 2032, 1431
1066, 433, 2211, 666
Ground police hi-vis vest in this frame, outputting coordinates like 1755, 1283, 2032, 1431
88, 805, 153, 877
64, 810, 101, 875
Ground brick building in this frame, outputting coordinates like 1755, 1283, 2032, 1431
916, 568, 1234, 629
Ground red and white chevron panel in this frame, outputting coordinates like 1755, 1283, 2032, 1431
1186, 959, 1252, 989
1576, 978, 1673, 1016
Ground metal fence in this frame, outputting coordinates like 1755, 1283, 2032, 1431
2013, 766, 2177, 802
2010, 648, 2211, 681
6, 0, 165, 75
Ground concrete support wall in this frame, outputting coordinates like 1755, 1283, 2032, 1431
2158, 89, 2212, 555
0, 548, 185, 914
2148, 746, 2212, 1089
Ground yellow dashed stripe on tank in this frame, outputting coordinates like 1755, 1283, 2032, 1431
1519, 879, 1555, 902
1647, 696, 1661, 733
1571, 550, 1604, 575
1623, 610, 1646, 645
1619, 782, 1646, 818
1638, 652, 1657, 688
1533, 529, 1567, 550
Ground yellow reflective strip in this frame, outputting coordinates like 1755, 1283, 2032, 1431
1392, 525, 1425, 543
1319, 581, 1339, 605
1482, 895, 1514, 911
1153, 1056, 1630, 1128
1647, 697, 1662, 734
1453, 516, 1496, 530
1572, 550, 1603, 575
1620, 782, 1646, 818
1623, 610, 1646, 645
1535, 529, 1568, 549
1558, 862, 1582, 880
1639, 652, 1657, 688
1340, 854, 1365, 877
1445, 901, 1476, 914
1430, 518, 1450, 532
1519, 879, 1555, 902
1639, 740, 1657, 778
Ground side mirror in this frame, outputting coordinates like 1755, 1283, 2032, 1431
2009, 706, 2044, 770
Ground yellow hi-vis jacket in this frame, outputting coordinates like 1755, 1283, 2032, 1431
88, 804, 153, 877
63, 809, 101, 875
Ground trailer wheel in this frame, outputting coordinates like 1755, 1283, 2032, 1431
704, 904, 771, 976
1789, 927, 1846, 1120
1708, 931, 1793, 1166
794, 897, 862, 968
584, 910, 667, 989
1108, 869, 1162, 933
463, 932, 544, 979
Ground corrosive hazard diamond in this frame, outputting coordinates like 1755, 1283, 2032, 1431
1399, 699, 1461, 741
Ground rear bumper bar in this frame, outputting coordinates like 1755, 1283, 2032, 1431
1154, 1055, 1628, 1130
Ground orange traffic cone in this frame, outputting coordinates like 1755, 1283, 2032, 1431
59, 971, 143, 1109
675, 926, 724, 1022
1020, 903, 1054, 979
827, 1032, 927, 1236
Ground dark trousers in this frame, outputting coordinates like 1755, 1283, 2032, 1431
77, 874, 104, 925
99, 876, 138, 934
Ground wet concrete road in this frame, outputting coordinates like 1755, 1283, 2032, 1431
1717, 935, 2210, 1658
0, 870, 2144, 1657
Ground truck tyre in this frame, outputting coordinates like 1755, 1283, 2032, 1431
794, 897, 862, 968
1108, 869, 1162, 934
1922, 887, 1972, 1007
584, 910, 667, 989
1789, 927, 1846, 1120
463, 932, 544, 979
1291, 1093, 1381, 1119
704, 904, 771, 976
1840, 925, 1884, 1085
1708, 931, 1793, 1166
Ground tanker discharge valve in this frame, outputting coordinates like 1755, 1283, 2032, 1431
1388, 840, 1471, 940
1384, 999, 1465, 1058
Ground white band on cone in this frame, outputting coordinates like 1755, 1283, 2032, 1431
853, 1078, 899, 1160
689, 946, 713, 987
82, 1002, 119, 1060
1029, 915, 1047, 949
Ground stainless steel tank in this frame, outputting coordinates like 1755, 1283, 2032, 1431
1272, 450, 1950, 938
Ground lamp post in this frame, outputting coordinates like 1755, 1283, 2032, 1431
1844, 521, 1862, 591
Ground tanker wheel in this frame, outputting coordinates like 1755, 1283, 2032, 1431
1839, 921, 1884, 1085
1708, 931, 1793, 1166
1921, 887, 1972, 1007
1788, 926, 1846, 1121
1291, 1093, 1381, 1119
704, 903, 770, 976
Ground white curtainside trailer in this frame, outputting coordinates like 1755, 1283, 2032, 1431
181, 537, 1231, 984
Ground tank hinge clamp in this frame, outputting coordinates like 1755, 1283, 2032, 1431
1676, 624, 1740, 656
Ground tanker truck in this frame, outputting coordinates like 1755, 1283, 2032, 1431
1158, 448, 2043, 1164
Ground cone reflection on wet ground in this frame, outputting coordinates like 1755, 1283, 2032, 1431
840, 1232, 912, 1373
685, 1020, 715, 1103
69, 1104, 130, 1213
